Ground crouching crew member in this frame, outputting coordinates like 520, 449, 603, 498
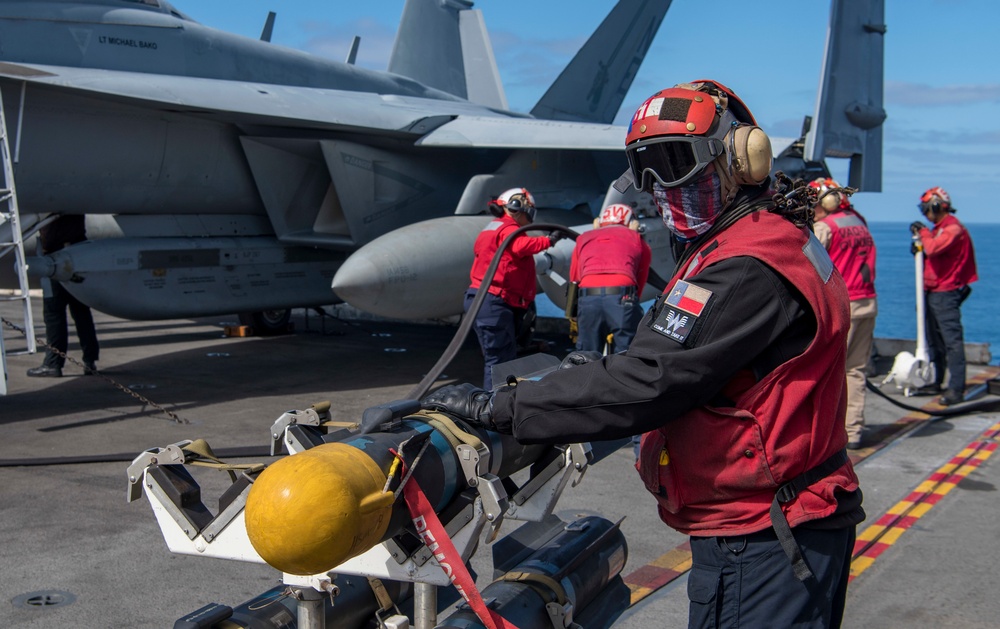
570, 203, 651, 354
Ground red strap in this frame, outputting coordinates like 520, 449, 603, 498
401, 471, 521, 629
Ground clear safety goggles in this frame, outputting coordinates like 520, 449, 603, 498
625, 134, 725, 191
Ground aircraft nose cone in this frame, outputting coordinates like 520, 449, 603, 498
332, 216, 490, 320
332, 254, 386, 313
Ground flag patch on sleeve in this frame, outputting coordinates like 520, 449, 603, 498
665, 280, 712, 316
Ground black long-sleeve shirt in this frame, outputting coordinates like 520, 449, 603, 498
491, 255, 815, 442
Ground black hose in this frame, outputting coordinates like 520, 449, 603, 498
0, 445, 273, 468
406, 222, 579, 400
864, 378, 1000, 421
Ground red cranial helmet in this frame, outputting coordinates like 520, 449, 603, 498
622, 80, 771, 204
919, 186, 952, 214
809, 177, 847, 211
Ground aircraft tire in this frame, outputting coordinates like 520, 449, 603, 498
238, 309, 292, 336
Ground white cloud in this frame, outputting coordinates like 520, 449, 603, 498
886, 81, 1000, 106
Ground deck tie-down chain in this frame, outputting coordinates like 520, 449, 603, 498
2, 316, 189, 423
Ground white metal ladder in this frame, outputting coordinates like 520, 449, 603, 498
0, 83, 35, 394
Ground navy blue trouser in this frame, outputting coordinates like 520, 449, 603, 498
576, 291, 644, 458
686, 525, 855, 628
41, 280, 99, 369
925, 289, 967, 393
575, 292, 643, 354
465, 289, 522, 390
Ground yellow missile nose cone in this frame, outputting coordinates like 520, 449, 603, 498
245, 442, 393, 575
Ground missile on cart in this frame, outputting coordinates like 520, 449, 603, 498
174, 580, 414, 629
173, 516, 627, 629
244, 399, 559, 576
435, 515, 630, 629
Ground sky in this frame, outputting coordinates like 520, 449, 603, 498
166, 0, 1000, 224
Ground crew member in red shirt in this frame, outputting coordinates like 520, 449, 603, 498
910, 187, 978, 406
569, 203, 651, 354
428, 80, 863, 628
466, 188, 558, 389
810, 177, 877, 449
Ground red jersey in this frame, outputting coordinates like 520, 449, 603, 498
469, 215, 551, 308
919, 214, 978, 292
818, 208, 876, 301
638, 212, 858, 536
570, 225, 652, 294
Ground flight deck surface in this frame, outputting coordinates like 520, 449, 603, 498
2, 302, 998, 628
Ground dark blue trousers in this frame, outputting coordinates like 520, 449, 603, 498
575, 293, 643, 354
925, 289, 967, 393
41, 280, 99, 369
465, 289, 521, 389
686, 526, 855, 628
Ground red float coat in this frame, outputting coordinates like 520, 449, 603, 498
469, 215, 551, 309
570, 225, 652, 293
637, 211, 859, 536
917, 214, 978, 292
818, 208, 877, 301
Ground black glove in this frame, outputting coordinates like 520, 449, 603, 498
910, 221, 926, 235
422, 383, 495, 430
548, 232, 565, 247
558, 350, 602, 369
911, 241, 922, 256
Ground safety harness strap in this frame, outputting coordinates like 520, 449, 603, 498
181, 439, 266, 479
366, 577, 395, 614
414, 410, 487, 451
498, 571, 568, 606
769, 449, 849, 581
400, 460, 522, 629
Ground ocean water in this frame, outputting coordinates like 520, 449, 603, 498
537, 221, 998, 364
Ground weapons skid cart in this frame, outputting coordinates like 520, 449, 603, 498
127, 358, 630, 629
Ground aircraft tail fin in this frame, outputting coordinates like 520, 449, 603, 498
531, 0, 671, 124
804, 0, 886, 191
388, 0, 507, 109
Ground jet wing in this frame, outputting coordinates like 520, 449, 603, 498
414, 116, 624, 150
0, 61, 438, 134
0, 61, 626, 150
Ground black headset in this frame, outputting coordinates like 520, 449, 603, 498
506, 195, 536, 220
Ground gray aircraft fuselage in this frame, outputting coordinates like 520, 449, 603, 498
0, 0, 638, 321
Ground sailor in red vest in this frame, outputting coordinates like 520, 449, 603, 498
570, 203, 651, 354
910, 187, 978, 406
809, 177, 877, 449
466, 188, 559, 389
426, 80, 863, 628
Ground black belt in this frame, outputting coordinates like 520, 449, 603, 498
579, 286, 636, 297
769, 449, 849, 582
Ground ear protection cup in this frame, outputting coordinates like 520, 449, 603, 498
726, 124, 772, 185
820, 192, 841, 211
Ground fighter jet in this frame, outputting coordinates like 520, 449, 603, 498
0, 0, 670, 332
0, 0, 884, 332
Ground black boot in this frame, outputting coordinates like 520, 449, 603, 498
27, 365, 63, 378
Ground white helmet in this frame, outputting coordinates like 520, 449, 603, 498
597, 203, 635, 227
496, 188, 537, 221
